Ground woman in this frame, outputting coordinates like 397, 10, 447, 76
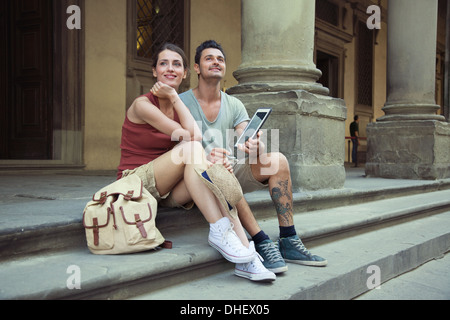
117, 43, 255, 266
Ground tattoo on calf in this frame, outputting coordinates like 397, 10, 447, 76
270, 180, 293, 226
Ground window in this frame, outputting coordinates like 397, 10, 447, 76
136, 0, 185, 61
357, 20, 374, 106
316, 0, 339, 27
126, 0, 189, 107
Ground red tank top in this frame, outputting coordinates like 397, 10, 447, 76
117, 92, 180, 179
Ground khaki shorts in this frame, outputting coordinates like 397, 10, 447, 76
233, 161, 269, 194
122, 162, 194, 210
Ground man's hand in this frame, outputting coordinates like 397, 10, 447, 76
207, 148, 234, 173
237, 131, 265, 158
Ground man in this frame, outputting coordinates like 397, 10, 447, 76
350, 115, 360, 167
180, 40, 327, 279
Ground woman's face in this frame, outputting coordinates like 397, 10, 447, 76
153, 49, 187, 90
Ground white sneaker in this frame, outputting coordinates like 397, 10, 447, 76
208, 217, 255, 264
235, 242, 276, 282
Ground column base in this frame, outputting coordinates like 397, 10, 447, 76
365, 121, 450, 180
230, 89, 347, 191
228, 65, 330, 96
378, 103, 445, 122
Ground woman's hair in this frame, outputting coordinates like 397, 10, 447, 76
152, 43, 189, 71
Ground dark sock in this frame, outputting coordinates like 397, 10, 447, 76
252, 230, 270, 245
279, 226, 296, 239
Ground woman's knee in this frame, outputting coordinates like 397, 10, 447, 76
177, 140, 205, 165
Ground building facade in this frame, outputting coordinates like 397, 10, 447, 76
0, 0, 448, 188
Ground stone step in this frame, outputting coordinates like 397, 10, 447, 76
1, 189, 449, 300
1, 174, 449, 262
132, 210, 450, 301
355, 252, 450, 300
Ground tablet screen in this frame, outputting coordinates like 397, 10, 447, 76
235, 109, 272, 147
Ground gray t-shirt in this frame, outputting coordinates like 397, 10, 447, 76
179, 89, 250, 154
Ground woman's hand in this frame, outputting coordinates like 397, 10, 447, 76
150, 81, 177, 100
207, 148, 234, 174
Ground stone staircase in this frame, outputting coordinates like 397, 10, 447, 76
0, 168, 449, 300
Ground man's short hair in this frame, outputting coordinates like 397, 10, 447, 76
195, 40, 226, 65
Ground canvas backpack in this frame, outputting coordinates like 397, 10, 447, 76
82, 174, 167, 255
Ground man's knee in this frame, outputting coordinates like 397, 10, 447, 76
273, 152, 290, 176
258, 152, 290, 177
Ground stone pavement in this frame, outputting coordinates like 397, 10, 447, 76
0, 166, 449, 300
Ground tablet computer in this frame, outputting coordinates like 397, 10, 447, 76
235, 108, 272, 147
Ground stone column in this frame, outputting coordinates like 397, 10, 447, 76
228, 0, 347, 191
379, 0, 443, 121
366, 0, 450, 180
230, 0, 328, 96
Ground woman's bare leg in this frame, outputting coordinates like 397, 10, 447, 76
152, 141, 249, 243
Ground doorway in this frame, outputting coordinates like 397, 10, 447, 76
0, 0, 53, 160
316, 50, 339, 98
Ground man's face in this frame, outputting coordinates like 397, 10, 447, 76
195, 48, 226, 80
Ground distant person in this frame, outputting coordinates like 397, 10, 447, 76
350, 115, 360, 167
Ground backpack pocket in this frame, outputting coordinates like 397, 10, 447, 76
83, 203, 115, 250
119, 202, 157, 245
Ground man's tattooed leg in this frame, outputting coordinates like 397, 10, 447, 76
270, 179, 294, 226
